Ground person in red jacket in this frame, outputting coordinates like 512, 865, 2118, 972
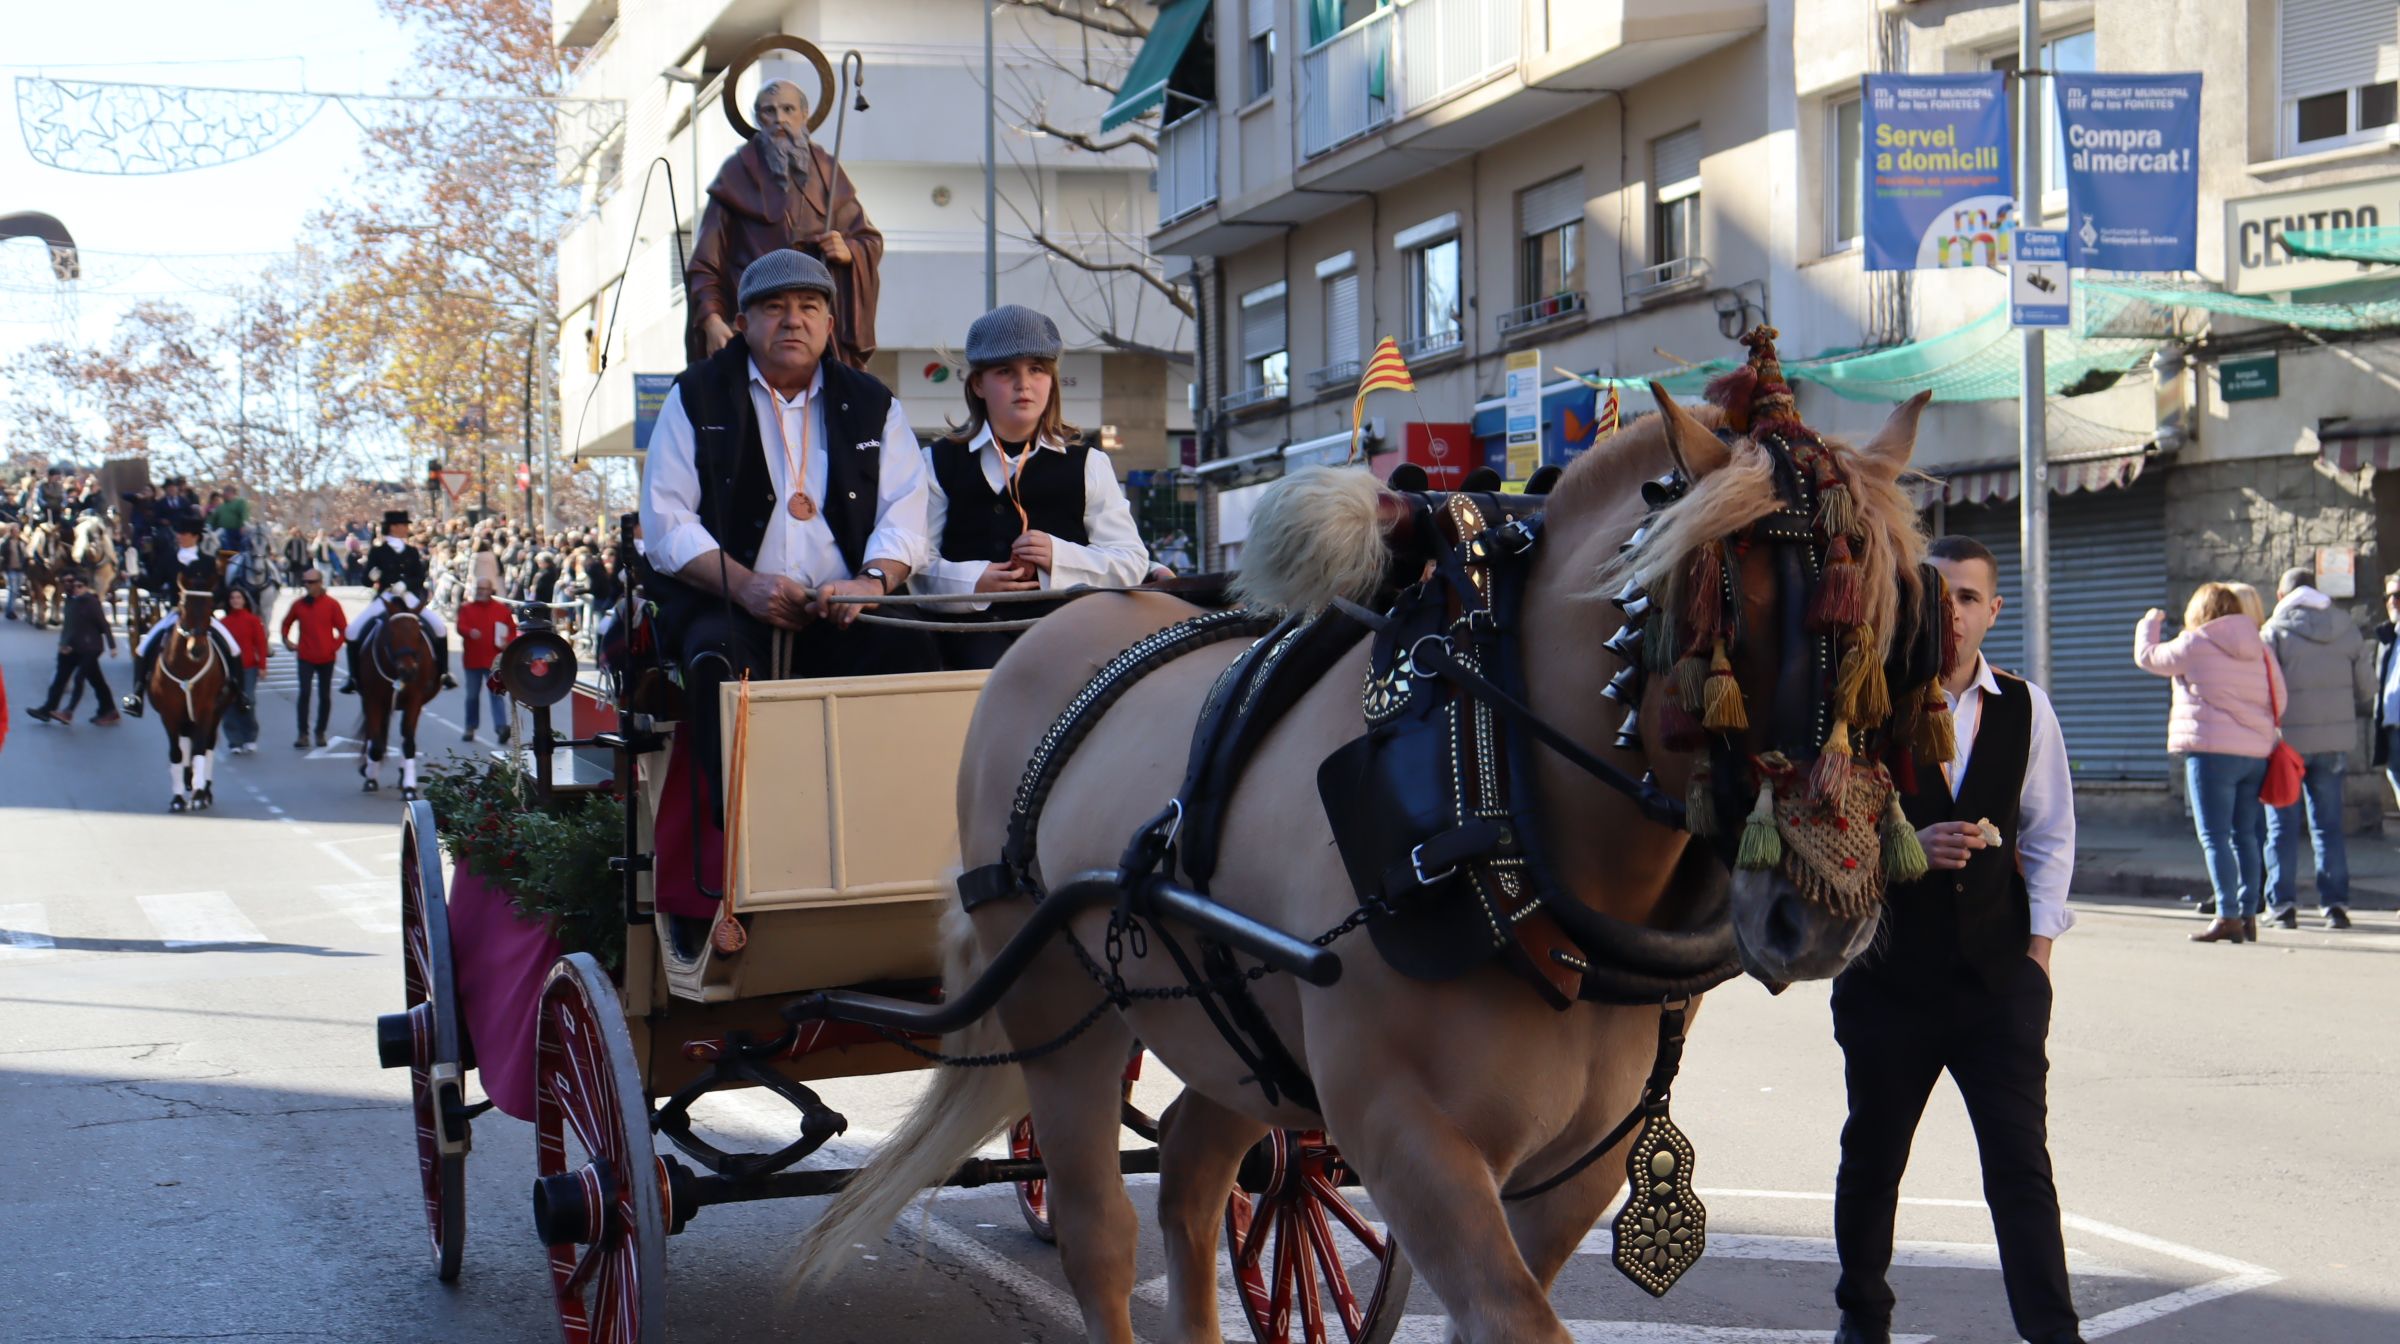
279, 569, 345, 749
455, 578, 517, 744
219, 586, 271, 754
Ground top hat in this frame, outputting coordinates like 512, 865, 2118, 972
382, 510, 412, 530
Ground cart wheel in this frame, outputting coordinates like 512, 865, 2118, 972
398, 800, 467, 1282
1007, 1116, 1055, 1243
532, 954, 667, 1344
1225, 1130, 1412, 1344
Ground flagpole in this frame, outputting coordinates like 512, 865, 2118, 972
2017, 0, 2051, 690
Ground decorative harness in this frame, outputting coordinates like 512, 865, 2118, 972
157, 602, 227, 722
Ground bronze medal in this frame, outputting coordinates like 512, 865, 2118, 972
787, 491, 818, 522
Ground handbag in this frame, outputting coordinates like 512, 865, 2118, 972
2259, 658, 2305, 809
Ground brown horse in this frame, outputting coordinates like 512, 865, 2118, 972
356, 606, 442, 800
21, 520, 70, 629
796, 372, 1939, 1342
153, 587, 233, 813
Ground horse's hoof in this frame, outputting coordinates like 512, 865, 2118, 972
399, 787, 418, 802
169, 796, 186, 813
362, 779, 379, 793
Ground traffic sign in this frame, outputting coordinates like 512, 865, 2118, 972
515, 463, 533, 490
437, 469, 470, 502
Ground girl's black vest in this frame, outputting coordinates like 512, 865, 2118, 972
1850, 669, 2035, 996
652, 343, 897, 630
929, 435, 1091, 562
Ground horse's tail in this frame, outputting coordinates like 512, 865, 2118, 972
788, 892, 1026, 1288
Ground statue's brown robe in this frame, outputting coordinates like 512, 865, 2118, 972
685, 136, 884, 368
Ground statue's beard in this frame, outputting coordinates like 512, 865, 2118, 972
763, 126, 812, 194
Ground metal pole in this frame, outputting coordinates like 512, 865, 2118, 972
2017, 0, 2051, 690
523, 317, 536, 531
984, 1, 998, 311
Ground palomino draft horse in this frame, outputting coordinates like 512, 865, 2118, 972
72, 513, 117, 619
152, 585, 233, 813
20, 519, 71, 628
355, 599, 442, 799
798, 329, 1949, 1344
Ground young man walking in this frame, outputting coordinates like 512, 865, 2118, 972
1830, 535, 2083, 1344
280, 569, 346, 748
24, 572, 119, 726
454, 578, 517, 744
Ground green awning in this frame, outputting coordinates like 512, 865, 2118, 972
1100, 0, 1210, 132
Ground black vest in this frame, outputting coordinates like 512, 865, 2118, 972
1853, 670, 2035, 994
929, 436, 1091, 563
362, 541, 429, 600
673, 342, 896, 577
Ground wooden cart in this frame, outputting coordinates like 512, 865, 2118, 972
380, 655, 1410, 1343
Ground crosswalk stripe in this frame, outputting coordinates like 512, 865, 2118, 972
1394, 1325, 1929, 1343
0, 904, 57, 960
134, 890, 266, 948
1569, 1229, 2137, 1278
315, 882, 402, 934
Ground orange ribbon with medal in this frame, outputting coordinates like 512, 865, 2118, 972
767, 383, 817, 522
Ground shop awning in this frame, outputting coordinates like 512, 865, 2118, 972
2320, 419, 2400, 472
1100, 0, 1211, 131
1909, 445, 2151, 509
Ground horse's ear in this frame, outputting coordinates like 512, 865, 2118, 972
1853, 390, 1933, 483
1649, 382, 1731, 478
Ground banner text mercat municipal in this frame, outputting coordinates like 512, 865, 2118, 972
1874, 123, 2003, 173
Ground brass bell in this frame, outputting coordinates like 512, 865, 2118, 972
1602, 623, 1644, 662
1614, 709, 1642, 750
1602, 665, 1644, 704
1611, 580, 1646, 611
1621, 593, 1654, 621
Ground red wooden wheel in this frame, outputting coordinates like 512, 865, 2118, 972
1224, 1130, 1412, 1344
399, 800, 467, 1281
1008, 1116, 1056, 1243
532, 954, 666, 1344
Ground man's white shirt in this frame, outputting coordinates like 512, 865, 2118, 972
640, 359, 929, 587
910, 423, 1152, 610
1943, 654, 2076, 941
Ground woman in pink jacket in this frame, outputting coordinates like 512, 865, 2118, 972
2135, 582, 2288, 943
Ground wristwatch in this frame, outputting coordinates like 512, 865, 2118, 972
861, 565, 893, 595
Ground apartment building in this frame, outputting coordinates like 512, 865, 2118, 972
550, 0, 1197, 515
1135, 0, 2400, 796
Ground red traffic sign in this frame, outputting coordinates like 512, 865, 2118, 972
436, 469, 470, 502
515, 463, 533, 490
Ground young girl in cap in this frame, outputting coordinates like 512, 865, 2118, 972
913, 304, 1150, 669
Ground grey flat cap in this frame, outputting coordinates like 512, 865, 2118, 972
965, 304, 1063, 366
737, 249, 837, 309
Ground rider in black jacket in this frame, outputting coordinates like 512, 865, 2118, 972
340, 510, 456, 693
121, 513, 240, 719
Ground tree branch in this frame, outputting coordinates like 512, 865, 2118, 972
1027, 230, 1195, 318
1030, 119, 1155, 155
999, 0, 1148, 40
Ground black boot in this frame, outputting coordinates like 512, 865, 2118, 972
435, 633, 458, 689
339, 642, 360, 695
121, 647, 155, 718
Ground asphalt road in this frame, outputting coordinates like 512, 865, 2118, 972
3, 602, 2396, 1343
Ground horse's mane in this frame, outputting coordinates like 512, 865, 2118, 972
1589, 405, 1926, 669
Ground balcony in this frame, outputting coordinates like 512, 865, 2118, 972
1219, 380, 1289, 417
1498, 291, 1588, 339
1158, 105, 1218, 226
1301, 0, 1520, 160
1396, 330, 1465, 364
1307, 360, 1363, 394
1624, 256, 1710, 303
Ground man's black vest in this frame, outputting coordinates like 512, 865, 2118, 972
672, 341, 895, 578
1851, 669, 2034, 995
929, 435, 1090, 563
362, 541, 429, 600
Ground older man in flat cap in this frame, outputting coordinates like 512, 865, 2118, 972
641, 248, 933, 822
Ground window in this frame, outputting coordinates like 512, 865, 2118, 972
2280, 0, 2400, 155
1405, 239, 1461, 350
1322, 266, 1359, 369
1517, 172, 1585, 303
1240, 281, 1288, 397
1826, 96, 1863, 251
1993, 29, 2095, 201
1652, 127, 1702, 267
1246, 0, 1277, 104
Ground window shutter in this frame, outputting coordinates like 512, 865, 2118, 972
1519, 172, 1586, 237
1324, 272, 1360, 365
1653, 127, 1703, 199
1250, 0, 1277, 38
1242, 292, 1288, 361
2283, 0, 2400, 98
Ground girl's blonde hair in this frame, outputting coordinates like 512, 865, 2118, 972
2224, 581, 2266, 627
2185, 582, 2247, 629
945, 356, 1078, 446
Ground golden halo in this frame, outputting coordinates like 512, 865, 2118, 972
722, 34, 836, 138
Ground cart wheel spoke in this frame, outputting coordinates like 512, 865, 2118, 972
1009, 1115, 1056, 1243
399, 802, 466, 1282
535, 954, 665, 1344
1224, 1130, 1413, 1344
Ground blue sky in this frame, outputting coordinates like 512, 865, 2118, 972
1, 0, 416, 366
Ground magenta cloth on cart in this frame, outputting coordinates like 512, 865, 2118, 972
445, 869, 563, 1121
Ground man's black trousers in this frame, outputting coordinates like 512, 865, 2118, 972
295, 659, 334, 737
41, 651, 112, 714
1831, 956, 2079, 1342
675, 605, 935, 825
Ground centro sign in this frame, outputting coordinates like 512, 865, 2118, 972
2225, 174, 2400, 294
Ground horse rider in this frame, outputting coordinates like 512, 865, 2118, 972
120, 515, 242, 720
340, 509, 459, 693
640, 248, 936, 825
911, 304, 1150, 671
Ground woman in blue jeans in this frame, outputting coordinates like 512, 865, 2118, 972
2136, 583, 2286, 944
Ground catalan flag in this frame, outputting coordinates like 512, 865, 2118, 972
1347, 337, 1416, 462
1597, 383, 1620, 440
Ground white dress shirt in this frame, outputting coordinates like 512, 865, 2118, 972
640, 358, 929, 588
1944, 654, 2076, 941
910, 423, 1153, 610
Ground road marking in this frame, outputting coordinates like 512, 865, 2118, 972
0, 904, 57, 960
134, 890, 264, 948
1568, 1230, 2137, 1278
1395, 1327, 1931, 1344
919, 1213, 1091, 1338
315, 881, 401, 934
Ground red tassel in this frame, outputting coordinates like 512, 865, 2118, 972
1812, 534, 1864, 629
1659, 697, 1705, 751
1705, 365, 1759, 428
1686, 543, 1725, 643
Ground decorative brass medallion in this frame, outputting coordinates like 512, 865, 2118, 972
1611, 1110, 1707, 1297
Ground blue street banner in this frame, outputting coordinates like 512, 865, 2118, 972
632, 373, 676, 453
2011, 229, 2071, 328
2053, 72, 2201, 271
1863, 73, 2014, 272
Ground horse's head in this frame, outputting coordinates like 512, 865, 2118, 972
176, 586, 215, 639
1597, 328, 1949, 987
73, 515, 110, 565
380, 610, 432, 686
